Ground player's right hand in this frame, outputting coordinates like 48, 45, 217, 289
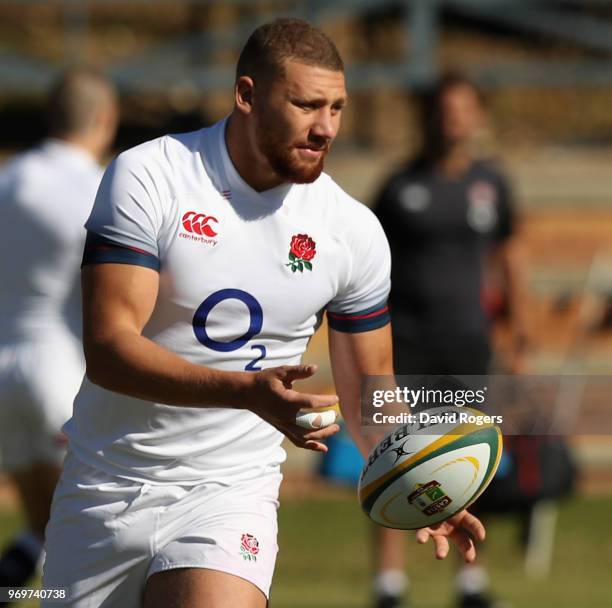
247, 364, 340, 452
416, 509, 486, 562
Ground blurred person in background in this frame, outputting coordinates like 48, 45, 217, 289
370, 71, 529, 608
0, 68, 118, 599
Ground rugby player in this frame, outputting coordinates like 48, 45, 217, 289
0, 69, 117, 599
43, 19, 485, 608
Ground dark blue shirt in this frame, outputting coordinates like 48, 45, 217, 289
374, 158, 514, 342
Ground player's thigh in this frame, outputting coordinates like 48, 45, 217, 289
143, 567, 267, 608
147, 472, 281, 602
42, 453, 156, 607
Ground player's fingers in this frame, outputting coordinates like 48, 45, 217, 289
303, 423, 340, 440
287, 429, 329, 453
304, 440, 329, 453
273, 421, 333, 454
281, 364, 318, 386
285, 390, 339, 410
458, 510, 486, 542
450, 530, 477, 563
295, 409, 337, 430
415, 528, 431, 544
432, 534, 450, 560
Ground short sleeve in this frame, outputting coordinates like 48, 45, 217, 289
371, 173, 398, 236
494, 172, 516, 243
326, 205, 391, 333
82, 148, 166, 270
372, 168, 415, 246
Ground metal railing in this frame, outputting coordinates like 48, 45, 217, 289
1, 0, 612, 95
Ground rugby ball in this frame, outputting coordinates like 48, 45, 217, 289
358, 406, 502, 529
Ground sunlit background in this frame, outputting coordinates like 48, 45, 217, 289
0, 2, 611, 606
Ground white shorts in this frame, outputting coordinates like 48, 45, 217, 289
0, 339, 84, 471
42, 451, 282, 607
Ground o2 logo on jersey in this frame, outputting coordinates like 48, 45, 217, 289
192, 289, 267, 371
182, 211, 218, 237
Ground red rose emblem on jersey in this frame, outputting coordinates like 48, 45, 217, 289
286, 233, 316, 273
240, 533, 259, 561
291, 234, 316, 261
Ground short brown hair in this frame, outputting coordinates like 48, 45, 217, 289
236, 18, 344, 83
47, 68, 116, 137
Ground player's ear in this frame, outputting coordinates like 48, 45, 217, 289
235, 76, 254, 115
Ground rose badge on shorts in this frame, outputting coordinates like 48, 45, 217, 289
240, 533, 260, 562
286, 233, 316, 273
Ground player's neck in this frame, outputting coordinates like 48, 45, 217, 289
225, 114, 285, 192
436, 143, 473, 178
56, 133, 104, 163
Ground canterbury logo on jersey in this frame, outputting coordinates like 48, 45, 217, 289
182, 211, 219, 237
179, 211, 219, 247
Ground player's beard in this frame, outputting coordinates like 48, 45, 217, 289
255, 117, 326, 184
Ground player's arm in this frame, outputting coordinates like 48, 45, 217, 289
328, 325, 485, 562
82, 262, 338, 451
328, 324, 393, 456
491, 236, 530, 372
490, 172, 529, 372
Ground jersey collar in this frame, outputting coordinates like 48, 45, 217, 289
209, 117, 294, 211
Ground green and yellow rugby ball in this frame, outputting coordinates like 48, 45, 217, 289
358, 406, 503, 529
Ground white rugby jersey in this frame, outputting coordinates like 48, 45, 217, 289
0, 140, 102, 342
66, 118, 390, 484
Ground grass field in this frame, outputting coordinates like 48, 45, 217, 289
1, 492, 609, 607
273, 492, 611, 608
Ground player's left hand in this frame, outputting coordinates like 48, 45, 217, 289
415, 509, 485, 563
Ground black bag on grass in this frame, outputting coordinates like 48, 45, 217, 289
473, 435, 576, 514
